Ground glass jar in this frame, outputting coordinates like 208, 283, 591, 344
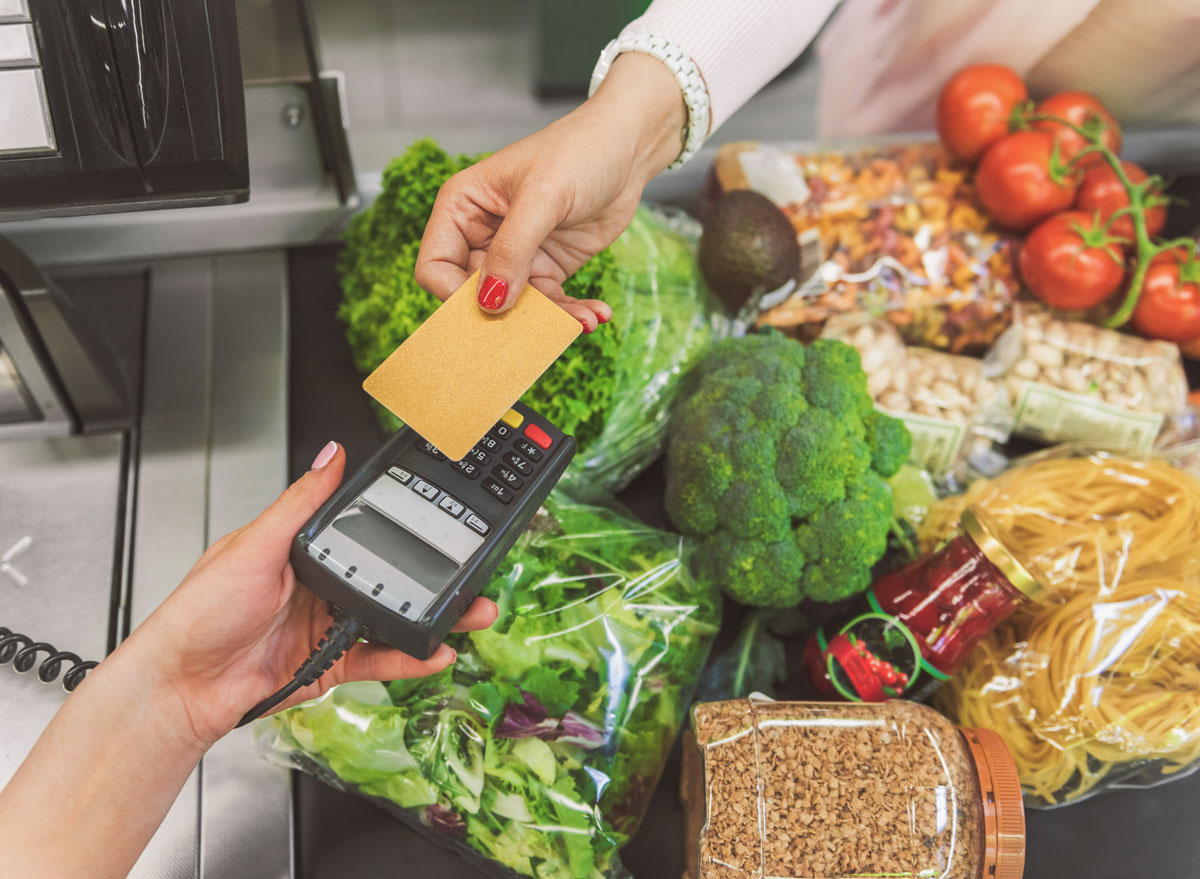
804, 505, 1045, 702
683, 698, 1026, 879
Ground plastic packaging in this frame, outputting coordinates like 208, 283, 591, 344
985, 305, 1190, 452
821, 313, 1012, 473
806, 505, 1046, 702
260, 493, 722, 878
560, 206, 730, 497
709, 140, 1021, 354
681, 697, 1026, 879
343, 193, 726, 500
921, 448, 1200, 806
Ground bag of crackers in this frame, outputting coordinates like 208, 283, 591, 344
706, 140, 1020, 354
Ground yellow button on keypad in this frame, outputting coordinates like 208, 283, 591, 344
500, 408, 524, 428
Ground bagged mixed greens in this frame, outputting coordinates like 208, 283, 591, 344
338, 139, 727, 496
260, 494, 721, 879
559, 207, 729, 496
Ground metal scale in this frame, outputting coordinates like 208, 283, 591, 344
0, 2, 356, 876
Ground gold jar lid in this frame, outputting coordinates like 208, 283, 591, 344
960, 505, 1047, 602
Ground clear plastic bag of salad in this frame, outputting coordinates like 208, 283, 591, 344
258, 492, 722, 878
559, 206, 731, 498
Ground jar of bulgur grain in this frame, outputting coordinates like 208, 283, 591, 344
681, 697, 1025, 879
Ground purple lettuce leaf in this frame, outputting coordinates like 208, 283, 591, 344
495, 692, 607, 749
423, 803, 466, 837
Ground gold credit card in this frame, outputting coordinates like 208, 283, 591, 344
363, 271, 581, 461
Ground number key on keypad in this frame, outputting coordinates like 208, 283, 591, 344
418, 441, 445, 460
454, 459, 481, 479
491, 423, 513, 441
503, 451, 532, 476
482, 477, 512, 504
467, 448, 491, 466
514, 438, 543, 462
492, 465, 524, 489
477, 434, 501, 452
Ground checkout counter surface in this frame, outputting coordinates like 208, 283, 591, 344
288, 245, 1200, 879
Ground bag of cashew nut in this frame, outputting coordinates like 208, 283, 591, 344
822, 313, 1013, 475
708, 140, 1021, 355
984, 305, 1190, 453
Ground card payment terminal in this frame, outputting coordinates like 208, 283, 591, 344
289, 401, 574, 662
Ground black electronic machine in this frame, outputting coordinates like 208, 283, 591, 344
232, 402, 573, 726
291, 402, 575, 660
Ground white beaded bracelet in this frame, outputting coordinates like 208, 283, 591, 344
588, 31, 712, 170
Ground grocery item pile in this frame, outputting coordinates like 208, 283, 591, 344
261, 65, 1199, 879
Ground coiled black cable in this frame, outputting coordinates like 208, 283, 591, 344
0, 626, 99, 692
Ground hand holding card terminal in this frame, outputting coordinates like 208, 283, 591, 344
290, 402, 573, 658
235, 402, 573, 728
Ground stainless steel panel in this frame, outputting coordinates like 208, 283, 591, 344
0, 68, 54, 154
0, 0, 29, 24
1, 85, 349, 267
0, 432, 124, 789
126, 259, 213, 879
0, 238, 74, 438
200, 250, 291, 879
0, 22, 36, 66
128, 252, 293, 879
237, 0, 313, 85
127, 260, 213, 629
0, 346, 32, 420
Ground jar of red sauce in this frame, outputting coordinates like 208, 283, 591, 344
805, 505, 1045, 702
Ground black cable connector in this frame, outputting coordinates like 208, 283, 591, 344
235, 610, 365, 728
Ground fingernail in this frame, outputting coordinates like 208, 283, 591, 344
478, 275, 508, 310
579, 318, 593, 334
450, 648, 458, 663
597, 313, 610, 324
310, 441, 337, 471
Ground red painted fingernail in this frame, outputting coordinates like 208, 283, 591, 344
597, 313, 610, 324
579, 319, 593, 334
478, 275, 508, 310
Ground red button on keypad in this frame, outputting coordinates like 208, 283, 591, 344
524, 424, 552, 449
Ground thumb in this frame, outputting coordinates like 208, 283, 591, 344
241, 441, 346, 556
477, 193, 560, 314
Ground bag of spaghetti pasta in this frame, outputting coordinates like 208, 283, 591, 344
919, 445, 1200, 807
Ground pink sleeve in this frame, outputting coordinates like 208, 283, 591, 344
621, 0, 841, 132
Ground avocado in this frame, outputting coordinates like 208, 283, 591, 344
699, 189, 800, 313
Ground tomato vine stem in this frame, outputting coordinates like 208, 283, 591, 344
1021, 111, 1196, 327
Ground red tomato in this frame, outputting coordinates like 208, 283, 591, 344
1033, 91, 1121, 167
975, 131, 1079, 229
1131, 253, 1200, 341
1152, 247, 1193, 266
1076, 161, 1165, 240
1019, 211, 1126, 309
937, 65, 1027, 164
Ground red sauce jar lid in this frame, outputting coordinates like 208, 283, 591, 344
960, 505, 1047, 601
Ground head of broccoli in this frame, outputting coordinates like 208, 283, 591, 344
664, 332, 910, 607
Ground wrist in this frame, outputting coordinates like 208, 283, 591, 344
586, 52, 686, 182
95, 633, 218, 758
